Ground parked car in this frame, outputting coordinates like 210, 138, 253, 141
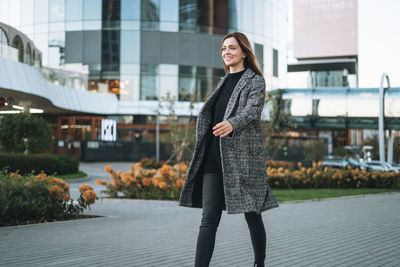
321, 156, 370, 170
321, 156, 350, 169
364, 161, 400, 172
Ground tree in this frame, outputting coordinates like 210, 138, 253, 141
158, 92, 196, 165
261, 89, 297, 160
0, 112, 52, 153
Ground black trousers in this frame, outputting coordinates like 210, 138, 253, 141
194, 173, 266, 267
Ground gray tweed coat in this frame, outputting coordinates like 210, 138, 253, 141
178, 68, 279, 214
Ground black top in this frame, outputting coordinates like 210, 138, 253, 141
203, 69, 246, 175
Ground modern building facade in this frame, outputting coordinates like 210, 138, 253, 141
287, 0, 358, 88
0, 0, 287, 106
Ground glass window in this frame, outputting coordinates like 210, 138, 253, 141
273, 48, 278, 77
140, 64, 159, 100
159, 64, 178, 100
21, 0, 34, 25
66, 21, 83, 31
179, 65, 194, 101
121, 63, 140, 74
141, 0, 160, 30
34, 0, 49, 24
24, 43, 32, 65
102, 30, 120, 72
49, 0, 65, 22
83, 21, 101, 30
195, 66, 212, 102
103, 0, 121, 29
12, 35, 24, 62
242, 0, 254, 33
48, 31, 65, 66
34, 32, 48, 65
66, 0, 83, 21
84, 0, 102, 20
179, 0, 199, 32
0, 27, 8, 45
228, 0, 242, 31
121, 0, 140, 20
160, 0, 178, 31
254, 0, 264, 36
120, 30, 140, 63
120, 73, 140, 101
254, 43, 263, 72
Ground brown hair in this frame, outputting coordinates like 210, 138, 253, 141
221, 32, 263, 77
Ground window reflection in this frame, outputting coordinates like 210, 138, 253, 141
179, 0, 200, 32
49, 0, 65, 22
120, 30, 140, 63
179, 65, 215, 102
102, 30, 120, 72
140, 64, 159, 100
34, 0, 49, 24
103, 0, 121, 29
141, 0, 160, 30
48, 31, 65, 66
84, 0, 102, 20
160, 0, 178, 32
121, 0, 140, 20
66, 0, 83, 21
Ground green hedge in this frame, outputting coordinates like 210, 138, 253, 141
0, 153, 79, 175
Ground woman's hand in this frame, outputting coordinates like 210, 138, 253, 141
213, 121, 233, 138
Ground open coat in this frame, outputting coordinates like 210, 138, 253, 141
178, 68, 279, 214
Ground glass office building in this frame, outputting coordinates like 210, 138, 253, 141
0, 0, 287, 104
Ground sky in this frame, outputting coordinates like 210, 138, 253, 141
287, 0, 400, 88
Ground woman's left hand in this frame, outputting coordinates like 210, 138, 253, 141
213, 121, 233, 138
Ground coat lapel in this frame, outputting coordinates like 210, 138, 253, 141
223, 68, 255, 120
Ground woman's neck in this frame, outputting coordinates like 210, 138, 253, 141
229, 63, 246, 74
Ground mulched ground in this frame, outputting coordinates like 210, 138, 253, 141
0, 214, 103, 227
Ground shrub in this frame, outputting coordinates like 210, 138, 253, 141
0, 153, 78, 175
0, 113, 52, 153
0, 172, 97, 226
96, 162, 187, 200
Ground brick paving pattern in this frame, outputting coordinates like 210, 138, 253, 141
0, 162, 399, 267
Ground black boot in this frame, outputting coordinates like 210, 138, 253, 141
253, 263, 264, 267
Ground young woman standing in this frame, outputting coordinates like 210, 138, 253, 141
179, 32, 279, 267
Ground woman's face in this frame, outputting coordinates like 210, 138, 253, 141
221, 37, 246, 69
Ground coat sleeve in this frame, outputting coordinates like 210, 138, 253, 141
226, 76, 266, 137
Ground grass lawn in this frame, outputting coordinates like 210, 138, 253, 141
273, 188, 400, 202
56, 171, 88, 180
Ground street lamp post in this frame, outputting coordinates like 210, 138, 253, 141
378, 73, 390, 163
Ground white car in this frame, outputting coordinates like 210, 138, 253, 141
364, 161, 400, 172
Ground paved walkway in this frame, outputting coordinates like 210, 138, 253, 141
0, 162, 399, 266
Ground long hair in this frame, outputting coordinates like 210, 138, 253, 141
221, 32, 263, 77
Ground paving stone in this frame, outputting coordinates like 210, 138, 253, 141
0, 162, 399, 267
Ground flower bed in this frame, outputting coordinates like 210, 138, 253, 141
97, 162, 186, 199
269, 161, 400, 189
96, 161, 400, 200
0, 172, 97, 226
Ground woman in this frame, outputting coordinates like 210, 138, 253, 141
179, 32, 279, 267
